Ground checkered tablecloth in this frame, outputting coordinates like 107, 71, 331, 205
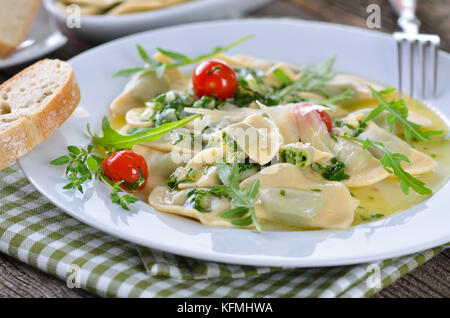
0, 163, 445, 297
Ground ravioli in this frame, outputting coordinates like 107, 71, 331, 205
171, 147, 223, 189
241, 164, 359, 230
110, 52, 186, 115
259, 102, 390, 187
148, 187, 233, 227
224, 114, 284, 165
104, 52, 448, 231
358, 121, 437, 175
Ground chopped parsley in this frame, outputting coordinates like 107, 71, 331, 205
167, 168, 198, 190
185, 188, 225, 212
237, 162, 261, 173
312, 157, 350, 181
359, 213, 384, 221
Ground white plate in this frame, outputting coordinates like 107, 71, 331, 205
0, 5, 67, 69
18, 19, 450, 267
44, 0, 272, 42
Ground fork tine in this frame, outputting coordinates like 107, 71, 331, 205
396, 39, 403, 96
418, 41, 425, 99
431, 42, 438, 98
409, 40, 415, 98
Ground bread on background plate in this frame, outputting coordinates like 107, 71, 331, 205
0, 0, 42, 59
0, 59, 81, 170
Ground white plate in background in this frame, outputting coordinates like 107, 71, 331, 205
0, 5, 67, 69
44, 0, 273, 42
18, 19, 450, 267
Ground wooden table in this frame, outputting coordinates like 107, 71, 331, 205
0, 0, 449, 298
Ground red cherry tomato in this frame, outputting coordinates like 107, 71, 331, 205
102, 150, 148, 191
192, 59, 238, 100
315, 110, 333, 133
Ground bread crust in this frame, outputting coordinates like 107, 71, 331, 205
0, 59, 81, 170
0, 0, 42, 59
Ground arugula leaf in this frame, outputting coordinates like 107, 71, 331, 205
91, 114, 200, 150
278, 55, 336, 99
273, 67, 293, 87
113, 35, 254, 78
342, 136, 432, 195
301, 88, 353, 110
363, 87, 443, 144
214, 163, 261, 232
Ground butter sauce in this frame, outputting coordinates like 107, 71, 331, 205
345, 94, 450, 226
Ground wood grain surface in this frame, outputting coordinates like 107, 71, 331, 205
0, 0, 449, 298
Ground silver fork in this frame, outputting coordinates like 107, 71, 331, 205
390, 0, 440, 99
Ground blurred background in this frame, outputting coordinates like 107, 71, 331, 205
1, 0, 449, 76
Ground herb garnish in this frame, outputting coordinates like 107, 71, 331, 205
50, 145, 103, 193
272, 67, 293, 87
237, 162, 261, 173
186, 188, 213, 212
359, 213, 384, 221
185, 187, 227, 212
363, 87, 442, 144
90, 115, 200, 151
342, 136, 432, 195
110, 181, 139, 211
52, 113, 198, 210
300, 88, 353, 110
50, 145, 141, 210
214, 163, 261, 231
312, 157, 350, 181
114, 35, 254, 78
278, 55, 337, 99
167, 168, 198, 190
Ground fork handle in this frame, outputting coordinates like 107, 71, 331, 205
389, 0, 420, 34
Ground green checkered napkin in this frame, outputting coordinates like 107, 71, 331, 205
0, 163, 446, 297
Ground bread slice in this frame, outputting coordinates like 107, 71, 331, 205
0, 59, 81, 170
0, 0, 42, 58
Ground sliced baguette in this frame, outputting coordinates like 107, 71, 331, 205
0, 0, 42, 58
0, 59, 81, 170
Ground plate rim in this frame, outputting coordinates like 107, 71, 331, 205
17, 18, 450, 267
44, 0, 272, 24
